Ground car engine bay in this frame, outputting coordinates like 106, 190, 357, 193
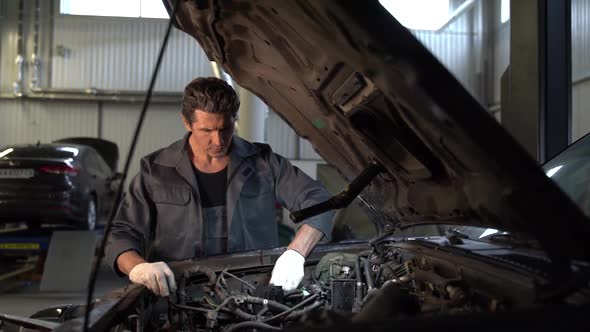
111, 238, 589, 332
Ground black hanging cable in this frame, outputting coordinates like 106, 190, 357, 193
83, 1, 181, 330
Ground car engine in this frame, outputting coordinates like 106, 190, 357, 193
118, 238, 567, 332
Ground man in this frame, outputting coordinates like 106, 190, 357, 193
105, 77, 334, 297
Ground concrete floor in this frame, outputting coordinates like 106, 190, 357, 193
0, 260, 128, 317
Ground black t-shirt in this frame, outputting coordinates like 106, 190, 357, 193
193, 165, 228, 255
194, 166, 227, 207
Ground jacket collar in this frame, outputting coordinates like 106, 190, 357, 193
154, 132, 261, 168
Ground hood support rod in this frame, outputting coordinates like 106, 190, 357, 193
290, 161, 384, 223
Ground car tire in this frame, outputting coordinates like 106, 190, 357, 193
84, 199, 97, 231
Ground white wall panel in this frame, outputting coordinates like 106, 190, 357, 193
101, 103, 186, 176
572, 0, 590, 78
0, 99, 98, 145
411, 11, 480, 100
492, 22, 510, 105
51, 16, 212, 92
573, 81, 590, 141
299, 138, 322, 160
265, 110, 297, 159
0, 17, 19, 92
572, 0, 590, 140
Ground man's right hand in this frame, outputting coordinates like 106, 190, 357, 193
128, 261, 177, 297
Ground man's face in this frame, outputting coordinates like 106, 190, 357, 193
183, 110, 235, 159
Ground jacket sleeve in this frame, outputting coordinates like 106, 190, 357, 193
269, 151, 334, 242
104, 158, 155, 276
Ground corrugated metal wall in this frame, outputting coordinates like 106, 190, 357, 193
0, 99, 98, 144
51, 15, 212, 91
487, 0, 509, 124
413, 12, 480, 100
572, 0, 590, 141
101, 103, 186, 177
265, 111, 321, 160
265, 111, 297, 159
492, 22, 510, 105
0, 10, 19, 93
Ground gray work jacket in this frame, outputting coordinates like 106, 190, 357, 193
105, 134, 334, 274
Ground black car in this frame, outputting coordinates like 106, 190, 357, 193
0, 137, 121, 230
2, 1, 590, 331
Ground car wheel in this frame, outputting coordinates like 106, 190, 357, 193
85, 199, 97, 230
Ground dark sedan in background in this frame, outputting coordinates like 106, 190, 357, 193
0, 137, 121, 230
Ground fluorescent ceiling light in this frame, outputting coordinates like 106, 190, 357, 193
0, 148, 14, 158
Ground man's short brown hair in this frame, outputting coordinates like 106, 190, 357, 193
181, 77, 240, 123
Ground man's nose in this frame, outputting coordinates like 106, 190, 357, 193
211, 131, 223, 146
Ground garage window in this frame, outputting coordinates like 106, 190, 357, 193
379, 0, 451, 31
501, 0, 510, 23
60, 0, 169, 19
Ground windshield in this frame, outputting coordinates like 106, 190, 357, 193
542, 134, 590, 217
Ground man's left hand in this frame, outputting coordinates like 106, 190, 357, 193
269, 249, 305, 291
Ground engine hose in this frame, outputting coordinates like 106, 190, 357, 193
178, 274, 187, 305
352, 281, 419, 322
205, 269, 292, 321
219, 295, 292, 321
224, 321, 281, 332
183, 265, 217, 287
228, 307, 258, 321
214, 291, 257, 321
355, 257, 364, 303
173, 270, 254, 322
243, 296, 291, 312
171, 266, 270, 322
263, 293, 320, 322
363, 258, 375, 290
285, 300, 324, 320
284, 292, 304, 300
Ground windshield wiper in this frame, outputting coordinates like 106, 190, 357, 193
445, 227, 469, 239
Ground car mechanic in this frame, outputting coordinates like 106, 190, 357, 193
105, 77, 334, 297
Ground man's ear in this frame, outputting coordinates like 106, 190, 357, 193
181, 115, 191, 131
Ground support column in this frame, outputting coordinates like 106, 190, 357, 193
502, 0, 571, 163
539, 0, 571, 162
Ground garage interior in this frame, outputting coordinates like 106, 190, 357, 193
0, 0, 588, 320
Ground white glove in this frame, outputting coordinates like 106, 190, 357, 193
129, 261, 177, 297
269, 249, 305, 291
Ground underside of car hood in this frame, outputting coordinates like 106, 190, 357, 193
166, 1, 590, 265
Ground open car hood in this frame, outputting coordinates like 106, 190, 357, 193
165, 1, 590, 264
